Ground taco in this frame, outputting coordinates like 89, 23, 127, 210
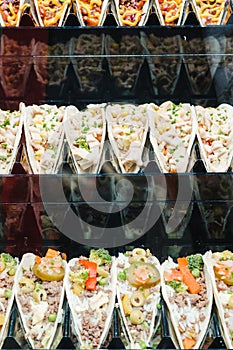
161, 254, 213, 349
0, 0, 29, 26
106, 103, 148, 173
148, 101, 197, 173
65, 248, 116, 349
154, 0, 186, 25
195, 104, 233, 172
0, 253, 18, 348
73, 0, 109, 25
116, 248, 161, 348
112, 0, 151, 25
0, 107, 23, 174
204, 250, 233, 348
31, 0, 71, 25
64, 104, 106, 174
22, 103, 65, 174
15, 249, 67, 349
190, 0, 230, 25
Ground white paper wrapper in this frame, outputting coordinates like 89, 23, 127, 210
106, 103, 149, 173
161, 255, 213, 349
141, 33, 182, 95
22, 103, 65, 174
195, 103, 233, 172
15, 252, 66, 349
64, 104, 106, 174
148, 101, 197, 173
116, 249, 161, 348
31, 0, 71, 26
73, 0, 109, 25
0, 106, 23, 174
65, 253, 117, 349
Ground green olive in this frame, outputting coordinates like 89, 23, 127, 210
130, 309, 145, 325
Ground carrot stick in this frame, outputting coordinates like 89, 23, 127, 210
183, 337, 196, 349
178, 257, 201, 294
35, 256, 41, 264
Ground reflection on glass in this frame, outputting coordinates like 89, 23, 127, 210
0, 34, 33, 97
183, 36, 221, 95
195, 174, 233, 239
32, 41, 70, 87
71, 34, 105, 93
105, 34, 144, 93
142, 34, 182, 95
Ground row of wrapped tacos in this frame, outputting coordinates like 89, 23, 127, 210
2, 101, 232, 175
0, 0, 231, 27
2, 247, 233, 349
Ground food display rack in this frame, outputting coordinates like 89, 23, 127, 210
1, 14, 233, 349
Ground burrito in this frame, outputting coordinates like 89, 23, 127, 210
15, 249, 67, 349
148, 101, 197, 173
0, 107, 23, 174
204, 250, 233, 348
116, 248, 161, 348
161, 254, 213, 349
0, 253, 18, 347
195, 104, 233, 172
64, 104, 106, 174
106, 103, 148, 173
65, 248, 116, 348
22, 103, 65, 174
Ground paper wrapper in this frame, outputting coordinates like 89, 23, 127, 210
32, 40, 70, 87
116, 249, 161, 348
106, 103, 149, 173
15, 252, 66, 349
70, 34, 105, 94
161, 255, 213, 349
65, 255, 116, 349
195, 103, 233, 173
105, 34, 144, 93
148, 101, 197, 173
22, 103, 65, 174
0, 106, 23, 174
64, 104, 106, 174
0, 34, 33, 98
141, 33, 182, 95
190, 0, 231, 25
73, 0, 109, 25
182, 36, 222, 95
112, 0, 151, 25
30, 0, 71, 25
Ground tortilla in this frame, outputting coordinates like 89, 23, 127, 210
65, 249, 116, 349
15, 252, 66, 349
148, 101, 197, 173
106, 103, 149, 173
161, 254, 213, 349
22, 103, 65, 174
64, 104, 106, 174
116, 248, 161, 348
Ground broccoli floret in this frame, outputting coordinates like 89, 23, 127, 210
186, 254, 203, 277
89, 249, 112, 266
166, 280, 188, 293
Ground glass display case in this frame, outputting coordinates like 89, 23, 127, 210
0, 12, 233, 348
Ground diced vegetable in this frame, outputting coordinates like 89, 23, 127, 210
48, 312, 57, 322
183, 336, 196, 349
89, 248, 112, 266
177, 257, 201, 294
186, 254, 203, 278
